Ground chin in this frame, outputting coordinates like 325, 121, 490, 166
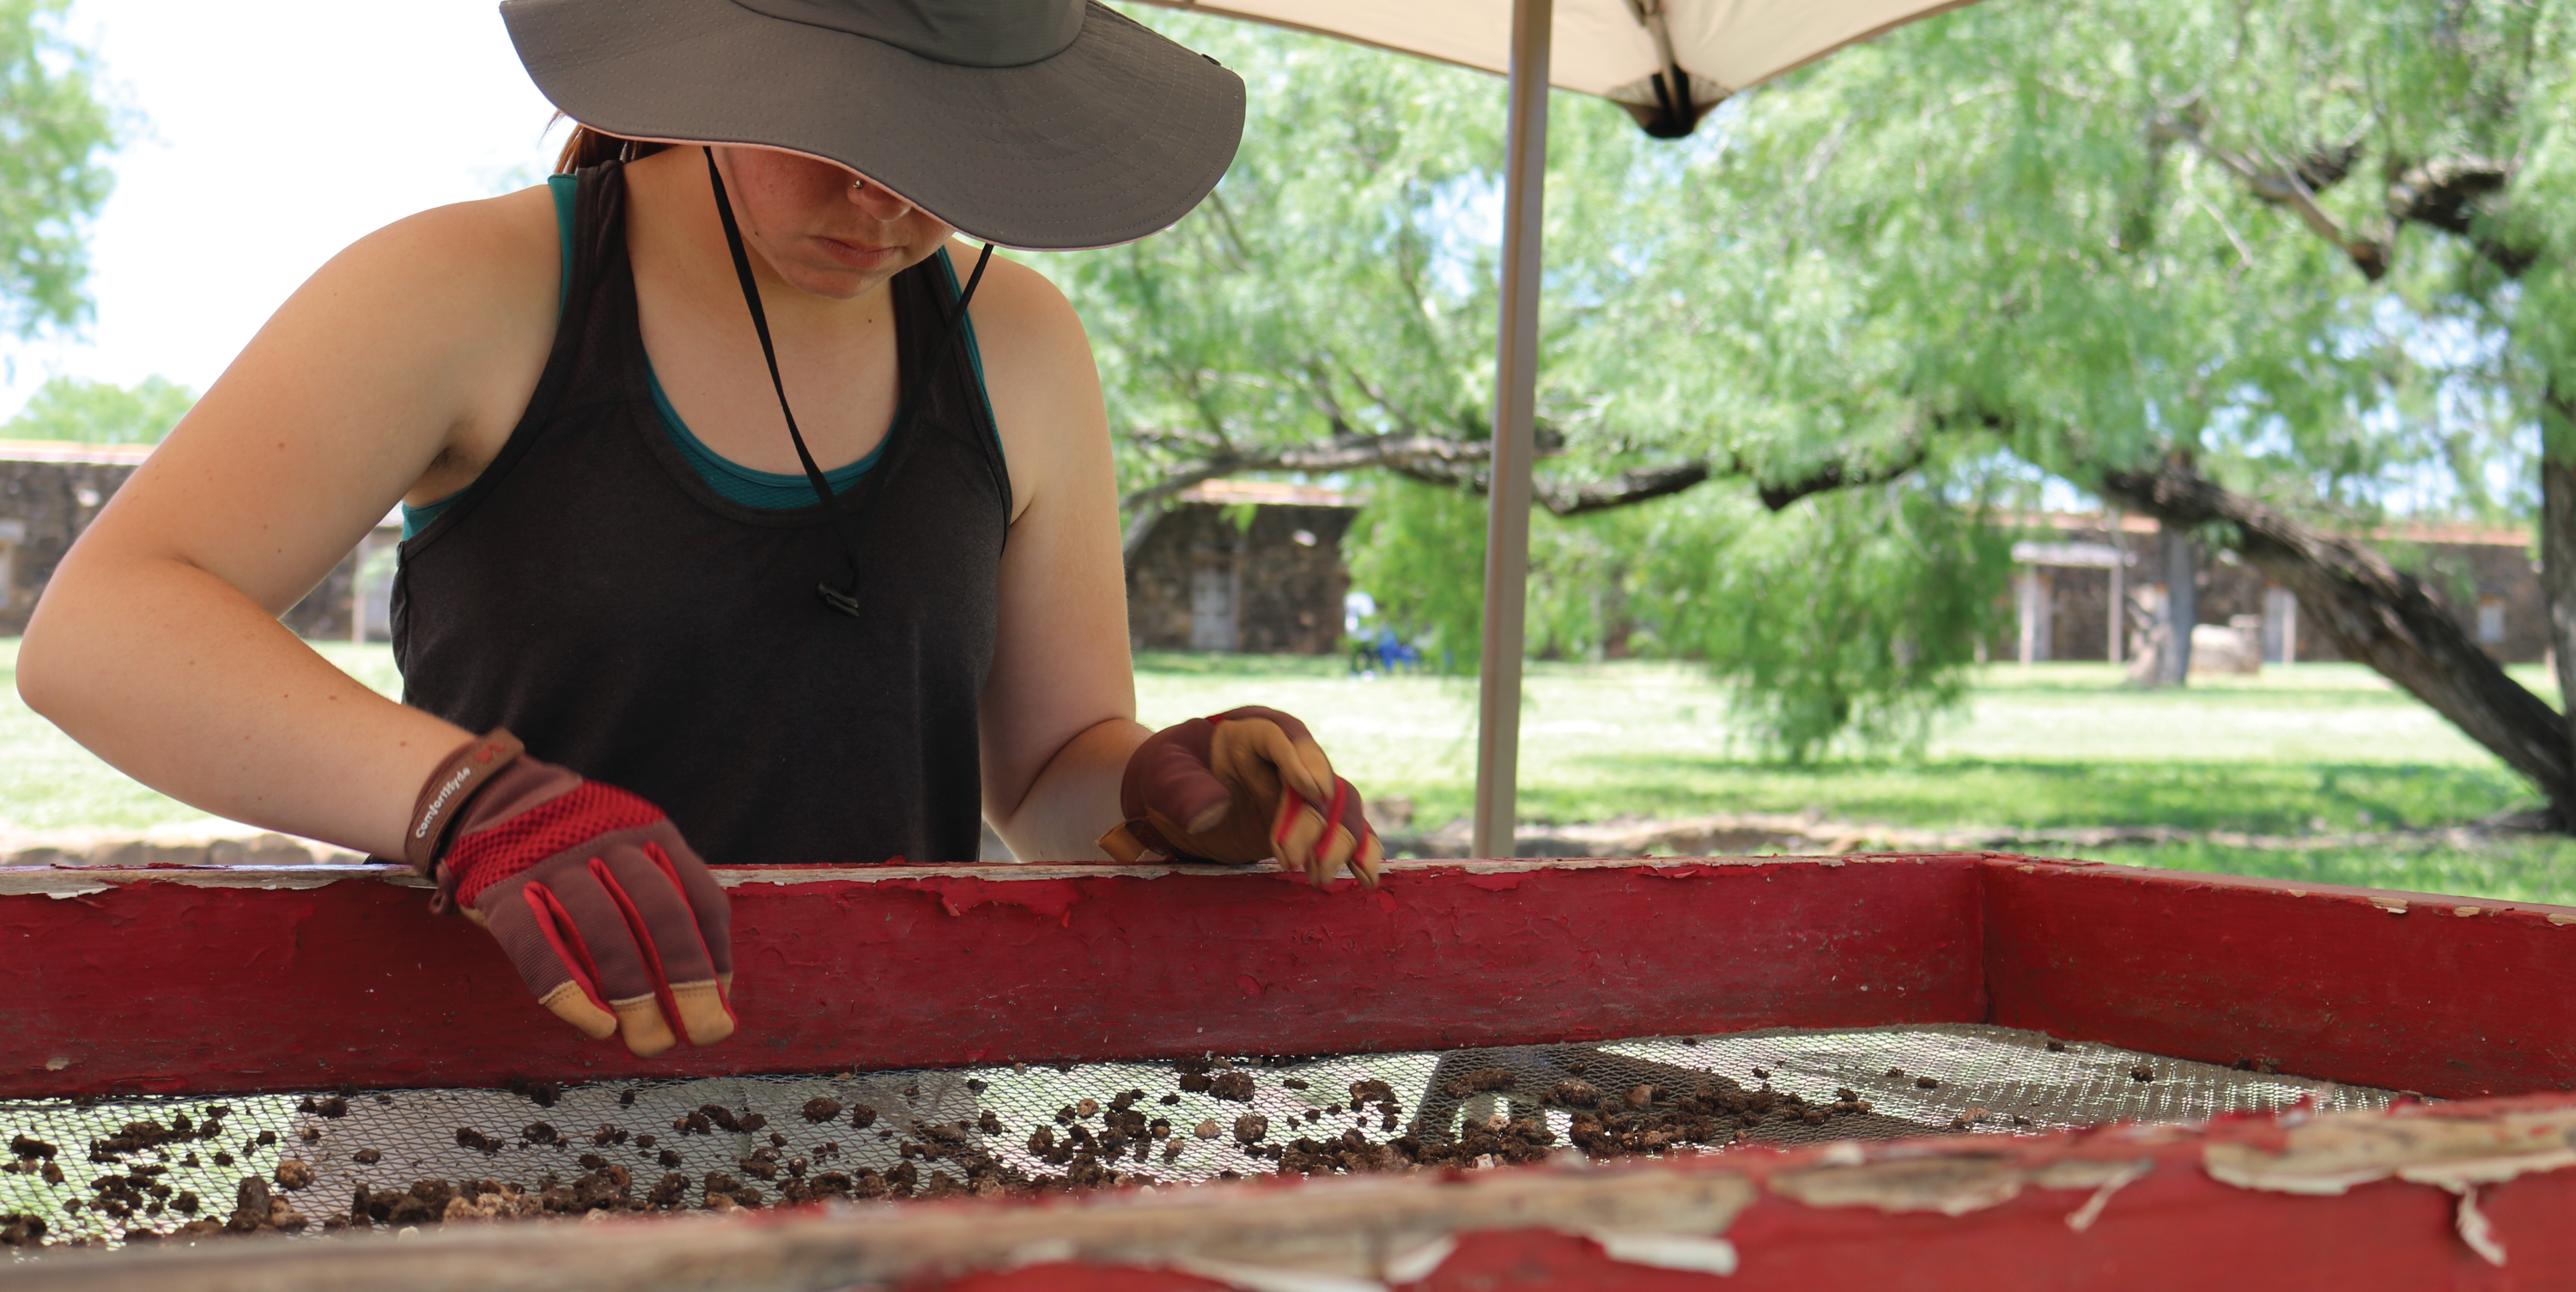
790, 266, 890, 300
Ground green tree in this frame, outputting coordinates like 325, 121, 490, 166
1, 373, 192, 443
1051, 9, 2015, 757
0, 0, 118, 338
1625, 0, 2576, 812
1071, 1, 2576, 792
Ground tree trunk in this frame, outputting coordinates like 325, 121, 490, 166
2099, 461, 2576, 826
2157, 523, 2196, 686
2543, 395, 2576, 783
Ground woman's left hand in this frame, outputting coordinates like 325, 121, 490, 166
1097, 706, 1382, 887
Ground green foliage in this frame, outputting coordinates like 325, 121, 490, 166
1633, 486, 2014, 759
1059, 0, 2576, 757
1, 374, 192, 444
1034, 11, 1510, 487
0, 0, 118, 338
1052, 9, 2020, 753
1636, 0, 2574, 518
1342, 476, 2012, 759
1340, 478, 1486, 669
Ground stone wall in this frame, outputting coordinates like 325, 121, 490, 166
0, 456, 363, 639
1127, 501, 1356, 655
2009, 521, 2544, 664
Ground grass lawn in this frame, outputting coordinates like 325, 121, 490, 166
6, 638, 2573, 902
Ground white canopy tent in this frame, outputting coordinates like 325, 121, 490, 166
1141, 0, 1978, 135
1139, 0, 1988, 857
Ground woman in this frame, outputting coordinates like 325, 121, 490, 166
16, 0, 1381, 1059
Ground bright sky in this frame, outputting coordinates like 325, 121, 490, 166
0, 0, 567, 418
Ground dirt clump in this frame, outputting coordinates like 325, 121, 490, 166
273, 1160, 314, 1191
801, 1097, 842, 1124
502, 1077, 563, 1107
1441, 1069, 1515, 1098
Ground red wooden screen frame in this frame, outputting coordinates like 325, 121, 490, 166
9, 852, 2576, 1290
4, 852, 2571, 1099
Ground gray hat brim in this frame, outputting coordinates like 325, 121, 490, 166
501, 0, 1244, 252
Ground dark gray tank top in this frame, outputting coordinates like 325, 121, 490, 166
392, 161, 1010, 866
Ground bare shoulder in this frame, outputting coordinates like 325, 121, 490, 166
951, 240, 1089, 360
310, 184, 561, 334
148, 182, 572, 530
947, 240, 1107, 522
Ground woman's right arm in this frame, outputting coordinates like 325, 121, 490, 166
15, 186, 561, 858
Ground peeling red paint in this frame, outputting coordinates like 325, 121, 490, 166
1979, 859, 2576, 1097
0, 858, 1981, 1095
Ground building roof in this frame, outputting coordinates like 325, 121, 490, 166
2009, 510, 2532, 549
0, 439, 156, 465
1175, 479, 1359, 508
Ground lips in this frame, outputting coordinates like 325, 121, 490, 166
817, 235, 904, 269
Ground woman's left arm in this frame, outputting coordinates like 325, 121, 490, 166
968, 248, 1149, 860
969, 248, 1381, 882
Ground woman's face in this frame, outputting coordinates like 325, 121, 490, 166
715, 146, 956, 301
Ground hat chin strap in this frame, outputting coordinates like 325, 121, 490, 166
700, 146, 995, 618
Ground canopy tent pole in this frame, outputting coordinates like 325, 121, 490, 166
1471, 0, 1552, 859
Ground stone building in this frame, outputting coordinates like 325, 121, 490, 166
1124, 480, 1358, 655
2004, 513, 2546, 668
0, 440, 396, 640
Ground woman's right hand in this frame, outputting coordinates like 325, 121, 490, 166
410, 731, 736, 1057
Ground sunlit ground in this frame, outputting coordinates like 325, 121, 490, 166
4, 640, 2569, 903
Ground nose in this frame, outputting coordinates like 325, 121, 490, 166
846, 173, 914, 221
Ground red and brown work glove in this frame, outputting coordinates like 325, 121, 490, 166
1098, 706, 1382, 886
403, 730, 735, 1058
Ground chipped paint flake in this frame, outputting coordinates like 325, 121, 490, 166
2205, 1107, 2576, 1197
1771, 1154, 2031, 1216
2448, 1183, 2507, 1267
1380, 1236, 1457, 1284
1589, 1231, 1740, 1276
2050, 1161, 2154, 1232
1168, 1256, 1388, 1292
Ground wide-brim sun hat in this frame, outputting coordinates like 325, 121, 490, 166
501, 0, 1246, 252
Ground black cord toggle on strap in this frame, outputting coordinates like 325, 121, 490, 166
701, 147, 994, 617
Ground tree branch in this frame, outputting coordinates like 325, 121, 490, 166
1735, 442, 1931, 512
1118, 432, 1503, 512
2099, 459, 2575, 822
2151, 114, 2389, 279
2386, 156, 2532, 276
1122, 431, 1927, 520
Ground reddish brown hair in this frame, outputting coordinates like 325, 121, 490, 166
553, 121, 674, 174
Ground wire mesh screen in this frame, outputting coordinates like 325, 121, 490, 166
0, 1023, 2395, 1250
